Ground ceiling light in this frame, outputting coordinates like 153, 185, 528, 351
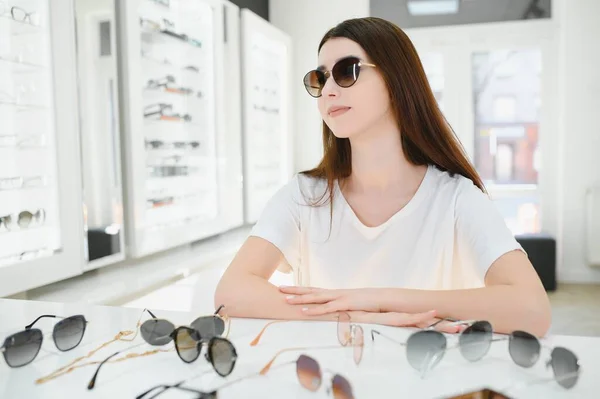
407, 0, 460, 16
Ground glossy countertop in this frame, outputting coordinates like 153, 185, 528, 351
0, 298, 598, 398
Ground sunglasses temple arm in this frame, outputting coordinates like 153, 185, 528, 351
214, 305, 225, 315
0, 346, 5, 353
370, 329, 406, 347
25, 314, 59, 329
147, 384, 208, 399
136, 384, 173, 399
87, 351, 120, 390
88, 342, 144, 390
250, 320, 288, 346
425, 317, 471, 330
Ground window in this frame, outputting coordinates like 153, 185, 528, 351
492, 96, 517, 121
495, 144, 514, 181
472, 48, 542, 234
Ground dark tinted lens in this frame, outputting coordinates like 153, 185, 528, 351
303, 70, 325, 97
331, 374, 354, 399
191, 316, 224, 339
18, 211, 33, 228
406, 330, 447, 372
337, 312, 351, 346
140, 319, 175, 346
175, 328, 201, 363
208, 337, 236, 376
53, 315, 86, 351
2, 329, 43, 367
459, 321, 493, 362
332, 57, 360, 88
550, 347, 579, 389
296, 354, 322, 391
508, 330, 540, 368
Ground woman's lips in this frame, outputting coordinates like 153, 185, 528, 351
328, 107, 351, 117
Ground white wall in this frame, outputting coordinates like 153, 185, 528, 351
269, 0, 370, 173
556, 0, 600, 283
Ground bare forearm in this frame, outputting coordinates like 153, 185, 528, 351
380, 285, 551, 337
214, 273, 335, 321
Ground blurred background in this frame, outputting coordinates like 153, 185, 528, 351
0, 0, 598, 336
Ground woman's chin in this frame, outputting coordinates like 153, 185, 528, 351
329, 128, 356, 139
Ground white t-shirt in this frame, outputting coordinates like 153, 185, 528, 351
250, 164, 524, 290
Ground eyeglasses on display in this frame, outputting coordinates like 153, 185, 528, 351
144, 103, 191, 122
0, 3, 41, 26
0, 176, 47, 190
145, 140, 200, 150
0, 208, 46, 231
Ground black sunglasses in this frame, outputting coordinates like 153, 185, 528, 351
88, 307, 236, 389
1, 315, 88, 368
303, 56, 376, 98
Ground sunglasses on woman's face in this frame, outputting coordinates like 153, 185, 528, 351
303, 56, 376, 98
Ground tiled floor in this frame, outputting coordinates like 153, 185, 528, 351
547, 283, 600, 336
120, 267, 600, 337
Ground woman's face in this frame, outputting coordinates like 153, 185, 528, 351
316, 38, 391, 139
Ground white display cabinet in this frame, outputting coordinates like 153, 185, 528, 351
116, 0, 243, 258
0, 0, 85, 296
240, 8, 293, 224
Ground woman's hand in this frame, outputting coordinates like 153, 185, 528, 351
281, 286, 465, 334
281, 286, 384, 314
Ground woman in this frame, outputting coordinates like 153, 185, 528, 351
215, 17, 551, 337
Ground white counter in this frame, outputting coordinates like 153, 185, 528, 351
0, 298, 597, 398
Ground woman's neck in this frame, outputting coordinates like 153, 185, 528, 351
346, 126, 425, 195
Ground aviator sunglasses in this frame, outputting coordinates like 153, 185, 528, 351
303, 56, 376, 98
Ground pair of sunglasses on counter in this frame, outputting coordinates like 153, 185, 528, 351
137, 353, 353, 399
1, 315, 88, 368
372, 319, 580, 389
88, 305, 236, 389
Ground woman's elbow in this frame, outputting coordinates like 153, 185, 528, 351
214, 275, 237, 312
524, 291, 552, 338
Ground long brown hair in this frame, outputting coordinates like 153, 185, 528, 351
301, 17, 485, 212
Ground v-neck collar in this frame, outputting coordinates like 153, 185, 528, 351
335, 165, 434, 239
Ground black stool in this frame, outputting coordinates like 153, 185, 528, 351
515, 233, 556, 291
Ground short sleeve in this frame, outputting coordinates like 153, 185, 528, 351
454, 179, 525, 281
249, 175, 302, 274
